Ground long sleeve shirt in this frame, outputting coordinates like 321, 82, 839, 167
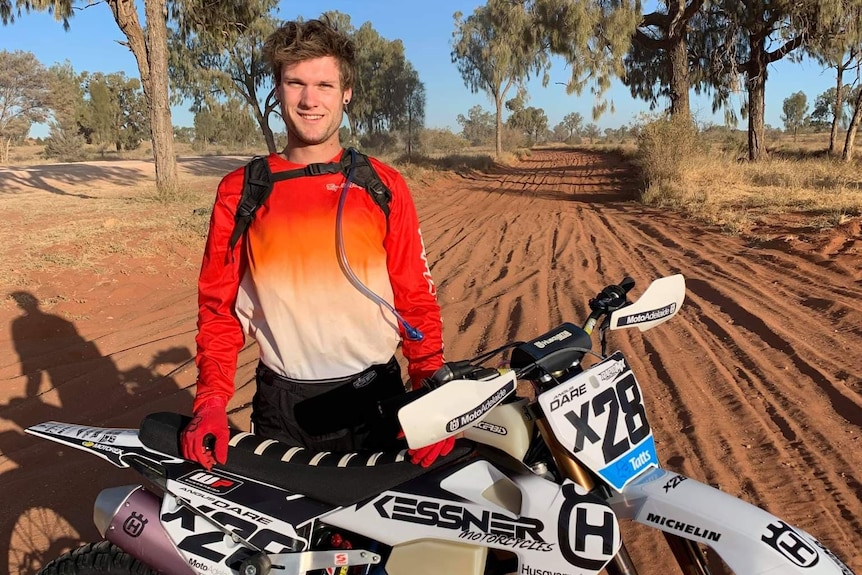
192, 151, 444, 411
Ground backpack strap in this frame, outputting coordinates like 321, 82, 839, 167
228, 149, 392, 250
339, 147, 392, 219
229, 156, 273, 250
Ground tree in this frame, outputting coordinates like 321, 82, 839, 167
318, 12, 424, 151
560, 111, 583, 140
0, 50, 50, 162
843, 83, 862, 160
506, 96, 548, 144
451, 0, 550, 157
696, 0, 859, 160
583, 123, 601, 144
169, 0, 280, 153
350, 20, 421, 138
42, 61, 87, 159
528, 0, 641, 119
806, 1, 862, 155
456, 105, 495, 146
2, 0, 178, 191
625, 0, 707, 119
781, 91, 808, 140
85, 74, 119, 149
402, 68, 425, 158
810, 86, 850, 130
193, 98, 259, 150
3, 1, 269, 192
79, 72, 148, 151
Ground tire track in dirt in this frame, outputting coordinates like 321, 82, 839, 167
411, 148, 862, 575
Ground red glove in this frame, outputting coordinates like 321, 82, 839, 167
181, 398, 229, 470
408, 436, 455, 467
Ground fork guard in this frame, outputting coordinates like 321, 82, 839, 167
610, 468, 853, 575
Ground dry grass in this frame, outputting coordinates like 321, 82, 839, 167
4, 129, 859, 300
0, 175, 216, 298
635, 125, 862, 235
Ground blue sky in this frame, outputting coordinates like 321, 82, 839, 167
1, 0, 842, 138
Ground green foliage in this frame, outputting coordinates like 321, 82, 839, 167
42, 120, 87, 161
174, 126, 195, 144
506, 104, 549, 144
358, 131, 399, 155
530, 0, 641, 105
635, 116, 701, 186
457, 105, 495, 146
582, 123, 601, 144
192, 99, 261, 151
349, 18, 425, 138
781, 91, 809, 138
451, 0, 550, 156
81, 72, 149, 151
420, 128, 469, 154
0, 49, 50, 160
559, 112, 583, 139
811, 86, 853, 129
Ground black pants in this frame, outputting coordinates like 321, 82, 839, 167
251, 357, 406, 452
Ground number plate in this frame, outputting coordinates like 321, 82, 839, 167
538, 351, 658, 491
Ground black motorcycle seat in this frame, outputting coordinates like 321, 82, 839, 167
139, 412, 474, 507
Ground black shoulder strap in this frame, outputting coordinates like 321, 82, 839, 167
228, 156, 273, 250
228, 149, 392, 250
339, 147, 392, 219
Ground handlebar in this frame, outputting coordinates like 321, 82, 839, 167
425, 278, 636, 388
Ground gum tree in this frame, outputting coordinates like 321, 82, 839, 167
0, 49, 50, 162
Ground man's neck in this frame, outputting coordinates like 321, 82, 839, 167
281, 141, 343, 165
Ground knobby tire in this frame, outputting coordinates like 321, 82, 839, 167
36, 540, 158, 575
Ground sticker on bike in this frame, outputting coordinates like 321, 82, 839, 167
538, 351, 658, 491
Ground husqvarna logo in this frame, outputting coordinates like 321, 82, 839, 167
761, 520, 819, 568
122, 511, 147, 537
180, 471, 242, 494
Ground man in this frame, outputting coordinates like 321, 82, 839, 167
181, 17, 451, 470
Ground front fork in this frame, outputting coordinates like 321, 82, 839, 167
534, 418, 711, 575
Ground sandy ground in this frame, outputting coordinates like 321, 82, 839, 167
0, 149, 860, 575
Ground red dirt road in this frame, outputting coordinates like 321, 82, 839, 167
1, 148, 860, 574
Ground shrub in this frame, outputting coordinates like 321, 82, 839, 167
635, 116, 702, 186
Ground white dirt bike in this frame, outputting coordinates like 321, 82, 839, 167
27, 275, 855, 575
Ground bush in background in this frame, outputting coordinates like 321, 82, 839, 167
635, 115, 702, 187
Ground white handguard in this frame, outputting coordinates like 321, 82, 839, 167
398, 370, 517, 449
610, 274, 685, 332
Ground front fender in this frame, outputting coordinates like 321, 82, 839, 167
609, 468, 854, 575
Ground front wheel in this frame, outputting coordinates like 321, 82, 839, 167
36, 541, 158, 575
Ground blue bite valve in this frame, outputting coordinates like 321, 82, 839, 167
403, 322, 424, 341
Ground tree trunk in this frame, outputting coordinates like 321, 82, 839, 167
830, 66, 843, 156
495, 94, 503, 157
249, 87, 277, 154
108, 0, 178, 194
252, 106, 276, 153
842, 88, 862, 162
746, 38, 768, 161
668, 36, 691, 120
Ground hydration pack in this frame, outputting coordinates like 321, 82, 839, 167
228, 147, 392, 250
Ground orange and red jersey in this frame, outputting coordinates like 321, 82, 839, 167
193, 152, 444, 411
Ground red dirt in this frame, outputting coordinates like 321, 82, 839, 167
1, 149, 860, 575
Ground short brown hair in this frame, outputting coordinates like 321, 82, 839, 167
263, 17, 356, 91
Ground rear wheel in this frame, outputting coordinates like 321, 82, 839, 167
36, 541, 158, 575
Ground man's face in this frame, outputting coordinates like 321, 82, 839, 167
277, 56, 351, 149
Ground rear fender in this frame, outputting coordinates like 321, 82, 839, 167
611, 468, 854, 575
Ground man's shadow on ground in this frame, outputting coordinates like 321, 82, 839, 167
1, 291, 195, 575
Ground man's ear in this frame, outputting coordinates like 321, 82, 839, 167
343, 87, 353, 105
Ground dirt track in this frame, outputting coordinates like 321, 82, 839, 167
1, 148, 860, 574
